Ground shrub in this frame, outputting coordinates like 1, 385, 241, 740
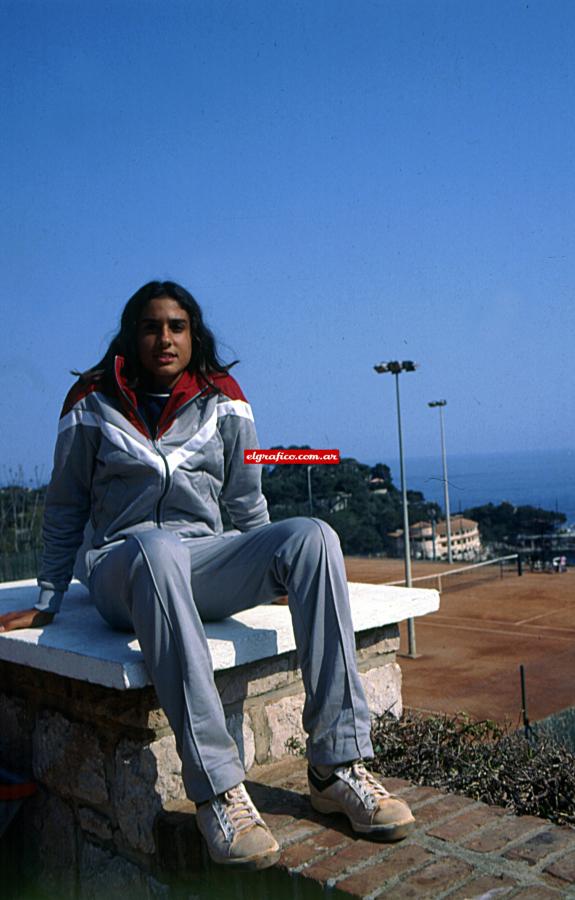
371, 711, 575, 827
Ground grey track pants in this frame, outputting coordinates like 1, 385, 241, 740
89, 517, 374, 803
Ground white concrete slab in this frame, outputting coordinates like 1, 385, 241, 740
0, 579, 439, 690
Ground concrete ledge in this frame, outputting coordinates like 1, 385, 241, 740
0, 579, 439, 690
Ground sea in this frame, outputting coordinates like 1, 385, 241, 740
387, 448, 575, 528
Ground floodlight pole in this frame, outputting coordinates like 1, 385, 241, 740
395, 372, 413, 592
428, 400, 453, 564
374, 360, 418, 658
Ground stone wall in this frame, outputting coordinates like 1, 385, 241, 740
0, 623, 400, 896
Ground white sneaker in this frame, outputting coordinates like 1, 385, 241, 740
196, 783, 280, 869
308, 761, 415, 841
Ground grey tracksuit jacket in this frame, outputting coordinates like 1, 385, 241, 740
36, 357, 269, 613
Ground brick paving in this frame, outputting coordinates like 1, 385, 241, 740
157, 756, 575, 897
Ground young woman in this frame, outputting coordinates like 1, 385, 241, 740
0, 280, 414, 868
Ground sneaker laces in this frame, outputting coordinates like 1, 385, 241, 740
213, 784, 264, 841
338, 761, 391, 811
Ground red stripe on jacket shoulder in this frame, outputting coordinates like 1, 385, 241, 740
60, 378, 102, 418
209, 371, 247, 402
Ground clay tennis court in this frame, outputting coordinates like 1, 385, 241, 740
344, 556, 575, 726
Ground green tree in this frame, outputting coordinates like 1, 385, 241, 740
462, 502, 566, 546
0, 468, 46, 580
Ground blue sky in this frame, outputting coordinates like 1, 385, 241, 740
1, 0, 574, 484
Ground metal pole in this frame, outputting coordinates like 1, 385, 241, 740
395, 373, 416, 656
438, 404, 453, 564
307, 465, 313, 516
520, 664, 533, 741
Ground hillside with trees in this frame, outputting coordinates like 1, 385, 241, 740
0, 470, 46, 581
260, 447, 441, 555
0, 452, 567, 580
461, 502, 566, 549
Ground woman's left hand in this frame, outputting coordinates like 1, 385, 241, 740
0, 608, 55, 632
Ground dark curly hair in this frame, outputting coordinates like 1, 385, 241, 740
77, 280, 236, 390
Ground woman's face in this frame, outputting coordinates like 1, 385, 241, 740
136, 296, 193, 389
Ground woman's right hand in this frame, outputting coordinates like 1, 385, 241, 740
0, 608, 55, 632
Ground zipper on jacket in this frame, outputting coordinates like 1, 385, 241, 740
152, 389, 212, 525
154, 441, 171, 527
114, 362, 215, 526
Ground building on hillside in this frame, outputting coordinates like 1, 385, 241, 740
368, 477, 389, 496
328, 492, 353, 513
388, 516, 482, 561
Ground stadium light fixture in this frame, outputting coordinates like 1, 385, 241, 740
374, 360, 419, 657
